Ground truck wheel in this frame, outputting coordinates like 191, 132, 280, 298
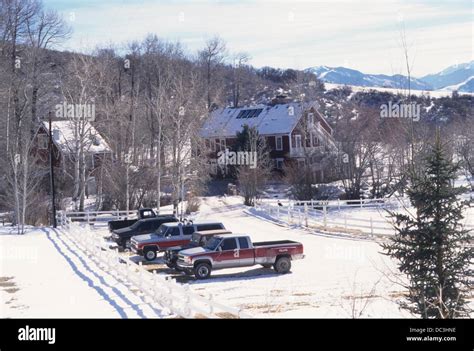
144, 248, 157, 261
274, 257, 291, 274
194, 263, 211, 279
261, 264, 272, 269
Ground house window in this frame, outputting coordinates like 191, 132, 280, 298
275, 158, 284, 170
295, 135, 302, 148
275, 136, 283, 151
312, 133, 319, 147
219, 138, 226, 151
308, 112, 314, 126
38, 134, 48, 150
210, 139, 216, 152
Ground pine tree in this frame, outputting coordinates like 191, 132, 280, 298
383, 135, 473, 318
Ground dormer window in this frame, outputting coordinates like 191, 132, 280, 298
308, 112, 314, 126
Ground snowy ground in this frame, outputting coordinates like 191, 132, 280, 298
0, 226, 168, 318
181, 196, 412, 317
1, 194, 472, 318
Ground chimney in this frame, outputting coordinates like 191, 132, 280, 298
52, 129, 60, 142
270, 94, 290, 105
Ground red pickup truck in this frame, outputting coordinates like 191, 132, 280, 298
176, 234, 304, 279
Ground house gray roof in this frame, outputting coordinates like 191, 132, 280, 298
200, 101, 321, 138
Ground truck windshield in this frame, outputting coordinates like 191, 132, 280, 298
190, 233, 201, 245
204, 237, 221, 251
156, 226, 168, 236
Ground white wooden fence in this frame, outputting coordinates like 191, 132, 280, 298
257, 202, 474, 239
56, 211, 251, 319
63, 209, 175, 226
261, 197, 409, 210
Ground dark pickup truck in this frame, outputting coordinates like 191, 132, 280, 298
107, 208, 157, 232
163, 229, 232, 269
111, 215, 178, 249
131, 221, 226, 261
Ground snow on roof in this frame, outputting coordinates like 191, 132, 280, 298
41, 120, 112, 154
200, 101, 320, 138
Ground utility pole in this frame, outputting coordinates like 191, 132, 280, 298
180, 175, 185, 221
48, 112, 57, 228
125, 153, 131, 218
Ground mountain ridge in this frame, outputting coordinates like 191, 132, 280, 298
305, 61, 474, 92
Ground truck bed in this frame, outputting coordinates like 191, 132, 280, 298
253, 240, 300, 247
108, 219, 137, 232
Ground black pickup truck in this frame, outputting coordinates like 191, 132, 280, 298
111, 215, 178, 249
107, 208, 157, 232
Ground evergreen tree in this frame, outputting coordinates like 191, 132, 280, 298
234, 125, 271, 206
383, 135, 473, 318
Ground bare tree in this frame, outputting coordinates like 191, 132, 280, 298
58, 54, 105, 211
199, 36, 226, 110
231, 52, 250, 108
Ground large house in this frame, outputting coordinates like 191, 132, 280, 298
200, 99, 338, 181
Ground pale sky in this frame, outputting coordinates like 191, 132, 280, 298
44, 0, 473, 77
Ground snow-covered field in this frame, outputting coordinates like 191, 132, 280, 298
1, 195, 472, 318
0, 226, 168, 318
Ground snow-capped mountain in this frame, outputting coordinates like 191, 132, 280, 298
421, 61, 474, 92
306, 66, 432, 90
306, 62, 474, 92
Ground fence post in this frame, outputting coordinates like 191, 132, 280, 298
183, 285, 192, 318
126, 258, 130, 282
338, 199, 340, 210
344, 214, 347, 229
139, 261, 144, 291
86, 210, 90, 226
287, 207, 291, 224
370, 218, 373, 236
360, 198, 363, 209
323, 205, 327, 228
304, 203, 308, 227
208, 293, 214, 316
